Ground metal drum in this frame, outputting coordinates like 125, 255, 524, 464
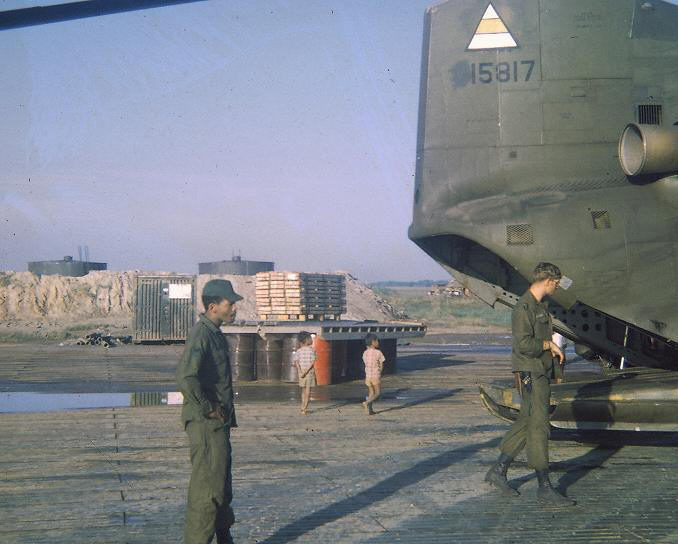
281, 334, 300, 383
331, 340, 348, 383
346, 339, 366, 380
256, 336, 282, 381
381, 339, 397, 375
227, 334, 256, 382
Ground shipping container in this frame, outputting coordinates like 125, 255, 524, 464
133, 275, 196, 343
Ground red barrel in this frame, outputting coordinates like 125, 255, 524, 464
313, 337, 332, 385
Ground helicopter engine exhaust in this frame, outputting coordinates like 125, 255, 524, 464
618, 123, 678, 177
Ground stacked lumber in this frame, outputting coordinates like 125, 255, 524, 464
256, 272, 347, 321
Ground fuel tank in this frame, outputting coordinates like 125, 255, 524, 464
480, 367, 678, 431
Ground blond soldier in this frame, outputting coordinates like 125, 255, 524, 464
485, 263, 574, 506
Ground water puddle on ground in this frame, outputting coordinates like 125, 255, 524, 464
0, 388, 347, 413
0, 391, 186, 413
1, 392, 133, 413
0, 386, 460, 413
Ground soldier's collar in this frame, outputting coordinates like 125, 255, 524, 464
199, 314, 222, 333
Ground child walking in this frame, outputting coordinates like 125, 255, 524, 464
293, 331, 316, 414
362, 333, 386, 415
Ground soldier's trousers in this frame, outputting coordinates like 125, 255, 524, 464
184, 420, 234, 544
499, 374, 550, 471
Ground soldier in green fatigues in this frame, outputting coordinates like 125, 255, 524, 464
485, 262, 575, 506
177, 279, 243, 543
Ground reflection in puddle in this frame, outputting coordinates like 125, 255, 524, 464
0, 386, 452, 413
0, 389, 325, 413
0, 392, 188, 413
130, 392, 183, 406
1, 392, 132, 413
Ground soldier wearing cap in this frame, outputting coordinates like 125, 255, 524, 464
485, 262, 575, 506
177, 279, 243, 544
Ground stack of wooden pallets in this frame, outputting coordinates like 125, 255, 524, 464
256, 272, 347, 321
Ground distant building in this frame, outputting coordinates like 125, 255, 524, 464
427, 280, 465, 297
28, 256, 107, 277
198, 256, 274, 276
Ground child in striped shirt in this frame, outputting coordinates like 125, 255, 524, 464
293, 331, 316, 414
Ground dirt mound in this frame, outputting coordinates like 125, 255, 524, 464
341, 272, 408, 321
0, 270, 406, 342
0, 271, 135, 320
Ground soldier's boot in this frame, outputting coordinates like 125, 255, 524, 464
485, 453, 519, 496
216, 510, 235, 544
216, 528, 234, 544
535, 470, 575, 506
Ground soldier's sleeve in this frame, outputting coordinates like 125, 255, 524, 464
176, 329, 213, 416
512, 303, 545, 359
221, 348, 237, 425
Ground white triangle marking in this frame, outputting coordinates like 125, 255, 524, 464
484, 5, 499, 19
467, 3, 518, 50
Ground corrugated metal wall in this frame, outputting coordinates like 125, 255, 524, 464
133, 275, 196, 342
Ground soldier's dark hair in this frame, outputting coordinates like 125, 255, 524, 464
364, 333, 379, 347
532, 262, 562, 283
202, 295, 227, 310
297, 331, 313, 347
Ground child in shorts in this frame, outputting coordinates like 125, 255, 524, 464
293, 331, 316, 414
362, 333, 385, 415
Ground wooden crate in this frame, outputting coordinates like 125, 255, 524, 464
259, 313, 342, 321
255, 272, 346, 318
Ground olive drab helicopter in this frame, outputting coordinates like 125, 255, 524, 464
409, 0, 678, 431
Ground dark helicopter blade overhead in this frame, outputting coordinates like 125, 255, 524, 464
0, 0, 207, 31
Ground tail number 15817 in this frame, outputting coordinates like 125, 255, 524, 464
471, 60, 535, 84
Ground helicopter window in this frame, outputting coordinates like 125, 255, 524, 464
506, 224, 534, 246
591, 211, 611, 230
637, 104, 662, 125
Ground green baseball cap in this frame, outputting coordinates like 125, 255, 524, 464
202, 279, 243, 303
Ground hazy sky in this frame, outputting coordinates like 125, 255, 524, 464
4, 1, 675, 282
1, 0, 448, 282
